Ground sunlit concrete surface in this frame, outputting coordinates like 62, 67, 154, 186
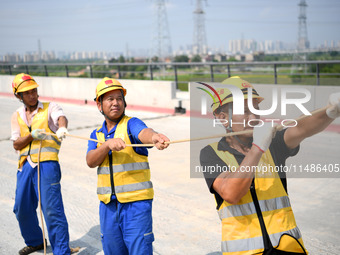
0, 95, 339, 254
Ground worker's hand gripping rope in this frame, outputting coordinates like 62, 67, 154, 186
56, 127, 69, 140
31, 129, 47, 140
252, 122, 277, 153
326, 92, 340, 119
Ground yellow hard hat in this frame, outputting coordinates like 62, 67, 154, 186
94, 77, 127, 102
12, 73, 39, 94
211, 76, 263, 112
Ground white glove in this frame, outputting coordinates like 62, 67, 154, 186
31, 129, 47, 140
252, 122, 277, 153
326, 92, 340, 119
56, 127, 69, 140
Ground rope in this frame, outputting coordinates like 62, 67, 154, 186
37, 140, 47, 255
43, 106, 330, 147
36, 141, 81, 254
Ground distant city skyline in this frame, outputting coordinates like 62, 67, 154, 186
1, 0, 339, 56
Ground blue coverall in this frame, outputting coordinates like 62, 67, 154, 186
87, 117, 154, 255
13, 160, 71, 255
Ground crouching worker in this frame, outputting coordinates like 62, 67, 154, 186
200, 76, 340, 255
86, 78, 170, 255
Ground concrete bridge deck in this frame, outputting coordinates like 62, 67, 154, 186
0, 95, 339, 254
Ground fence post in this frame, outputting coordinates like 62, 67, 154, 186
150, 65, 153, 80
25, 65, 29, 74
89, 65, 93, 78
117, 66, 121, 79
210, 65, 214, 82
227, 64, 231, 77
274, 64, 277, 84
65, 65, 69, 77
8, 65, 12, 75
316, 63, 320, 86
44, 65, 48, 76
174, 65, 178, 89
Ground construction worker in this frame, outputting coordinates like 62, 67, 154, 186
200, 76, 340, 254
10, 73, 73, 255
86, 77, 170, 255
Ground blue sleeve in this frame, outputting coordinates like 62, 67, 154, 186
127, 117, 148, 144
127, 117, 149, 156
87, 129, 98, 154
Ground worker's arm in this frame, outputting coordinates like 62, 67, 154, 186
284, 92, 340, 149
138, 128, 170, 150
13, 134, 34, 151
50, 103, 69, 139
212, 123, 276, 204
86, 138, 126, 168
212, 147, 262, 204
57, 115, 68, 128
11, 112, 33, 151
56, 116, 69, 140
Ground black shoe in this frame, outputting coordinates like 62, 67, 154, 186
19, 240, 46, 255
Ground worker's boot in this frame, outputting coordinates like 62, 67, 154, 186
18, 239, 46, 255
70, 246, 80, 254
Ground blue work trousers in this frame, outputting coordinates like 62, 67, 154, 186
13, 160, 70, 255
99, 196, 154, 255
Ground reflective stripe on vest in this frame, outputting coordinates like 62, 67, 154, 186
19, 146, 59, 159
96, 178, 153, 195
221, 227, 302, 253
17, 102, 60, 168
218, 195, 291, 220
97, 162, 150, 174
96, 115, 154, 204
209, 142, 306, 254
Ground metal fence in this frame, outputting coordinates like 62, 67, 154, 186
1, 60, 340, 90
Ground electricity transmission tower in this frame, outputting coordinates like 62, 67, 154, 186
151, 0, 172, 62
297, 0, 310, 51
38, 39, 42, 61
291, 0, 310, 74
193, 0, 207, 56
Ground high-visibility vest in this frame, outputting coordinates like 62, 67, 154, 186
209, 142, 306, 255
17, 102, 61, 168
95, 115, 154, 204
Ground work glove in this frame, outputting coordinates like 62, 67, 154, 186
31, 129, 47, 140
56, 127, 69, 140
326, 92, 340, 119
252, 122, 277, 153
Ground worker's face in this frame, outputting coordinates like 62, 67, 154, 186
98, 89, 125, 120
217, 99, 260, 138
231, 99, 260, 136
18, 88, 39, 107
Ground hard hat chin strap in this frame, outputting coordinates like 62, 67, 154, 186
226, 104, 233, 133
226, 104, 252, 148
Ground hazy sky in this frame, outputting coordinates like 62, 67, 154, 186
1, 0, 339, 55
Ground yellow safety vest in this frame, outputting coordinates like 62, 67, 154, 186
209, 142, 306, 255
17, 102, 61, 168
95, 115, 154, 204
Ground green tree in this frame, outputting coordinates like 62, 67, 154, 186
174, 55, 189, 62
191, 55, 202, 62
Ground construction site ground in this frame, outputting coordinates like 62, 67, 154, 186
0, 95, 339, 255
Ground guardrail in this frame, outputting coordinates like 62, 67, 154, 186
1, 60, 340, 89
